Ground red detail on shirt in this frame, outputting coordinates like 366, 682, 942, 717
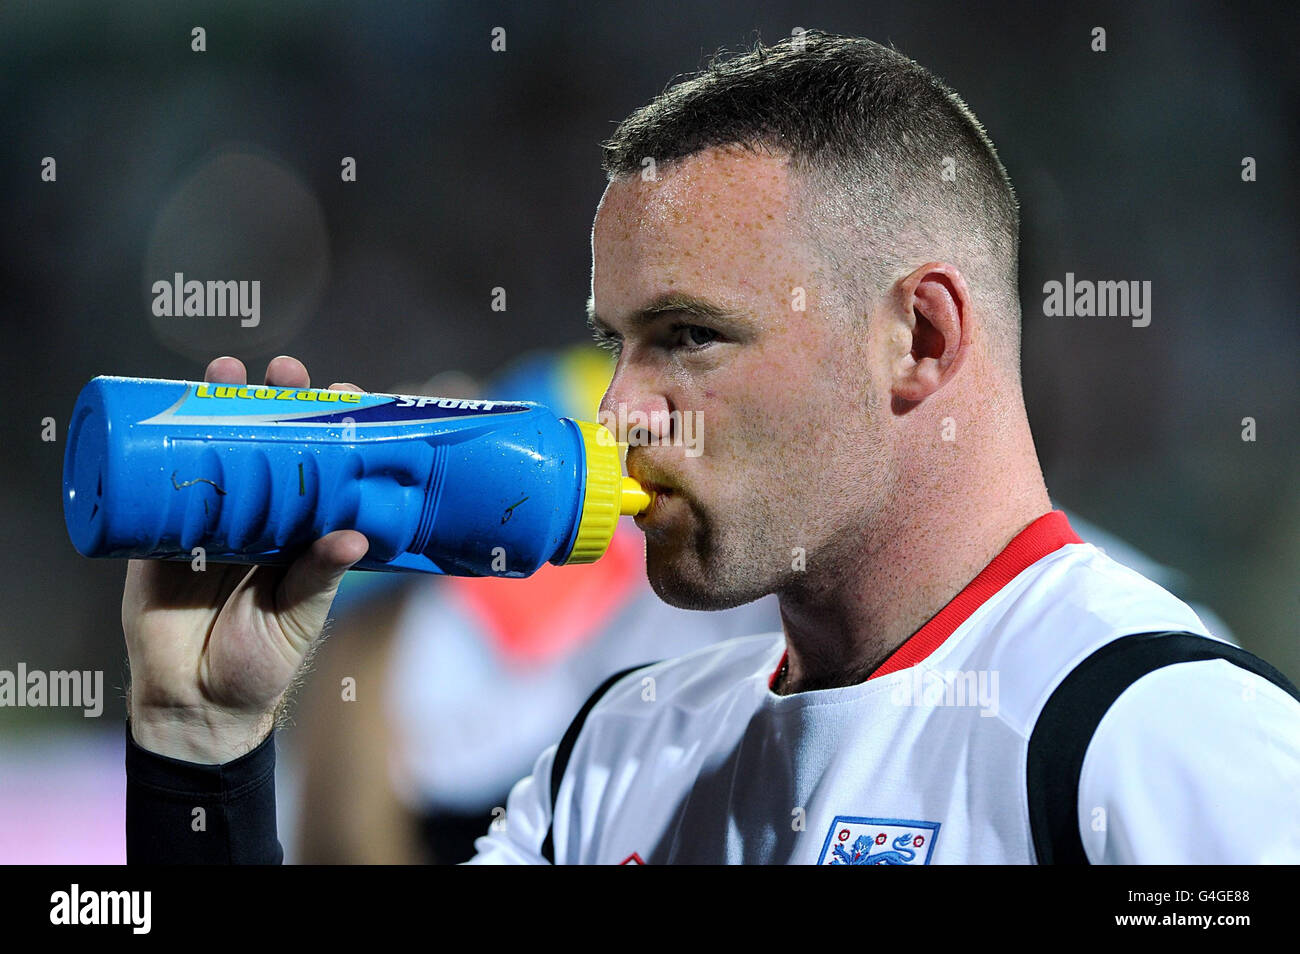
768, 510, 1082, 687
446, 526, 644, 665
619, 852, 646, 865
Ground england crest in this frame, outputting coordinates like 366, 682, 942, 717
817, 816, 940, 865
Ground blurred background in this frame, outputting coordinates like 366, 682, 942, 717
0, 0, 1296, 862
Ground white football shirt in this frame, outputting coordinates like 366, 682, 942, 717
466, 511, 1300, 864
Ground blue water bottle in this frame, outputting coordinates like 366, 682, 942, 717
62, 376, 651, 577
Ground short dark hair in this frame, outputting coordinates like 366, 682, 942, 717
602, 31, 1022, 370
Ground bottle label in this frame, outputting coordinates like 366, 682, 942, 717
138, 382, 531, 427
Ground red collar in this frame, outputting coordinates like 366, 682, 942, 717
769, 510, 1082, 689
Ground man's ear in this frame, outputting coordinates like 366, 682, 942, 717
889, 262, 973, 407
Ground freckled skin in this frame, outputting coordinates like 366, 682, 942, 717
593, 146, 891, 610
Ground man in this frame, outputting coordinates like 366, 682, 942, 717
122, 32, 1300, 864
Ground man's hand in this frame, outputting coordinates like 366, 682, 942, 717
123, 355, 370, 763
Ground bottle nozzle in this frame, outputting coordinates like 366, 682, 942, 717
620, 477, 652, 515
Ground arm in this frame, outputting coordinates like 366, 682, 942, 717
1078, 658, 1300, 863
464, 661, 655, 864
126, 721, 282, 864
122, 356, 368, 863
461, 743, 557, 865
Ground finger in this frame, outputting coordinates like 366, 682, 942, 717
265, 355, 311, 390
273, 530, 370, 650
204, 357, 247, 385
328, 382, 364, 393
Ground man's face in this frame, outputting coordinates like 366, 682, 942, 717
590, 146, 894, 610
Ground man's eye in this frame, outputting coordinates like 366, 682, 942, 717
672, 323, 720, 350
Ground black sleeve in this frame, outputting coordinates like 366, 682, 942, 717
125, 720, 284, 864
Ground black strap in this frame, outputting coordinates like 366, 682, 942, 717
1026, 631, 1300, 864
540, 663, 656, 864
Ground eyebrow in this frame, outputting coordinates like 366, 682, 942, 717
586, 291, 740, 336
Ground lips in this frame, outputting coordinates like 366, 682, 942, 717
637, 483, 673, 519
626, 462, 678, 518
633, 488, 678, 529
643, 486, 673, 513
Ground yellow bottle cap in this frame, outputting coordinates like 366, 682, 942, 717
565, 421, 649, 564
620, 476, 652, 516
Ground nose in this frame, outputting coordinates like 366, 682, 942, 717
598, 360, 674, 447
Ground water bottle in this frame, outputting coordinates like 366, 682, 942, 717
62, 376, 651, 577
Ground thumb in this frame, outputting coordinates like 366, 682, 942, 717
274, 530, 370, 651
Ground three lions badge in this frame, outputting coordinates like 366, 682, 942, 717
817, 816, 941, 865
